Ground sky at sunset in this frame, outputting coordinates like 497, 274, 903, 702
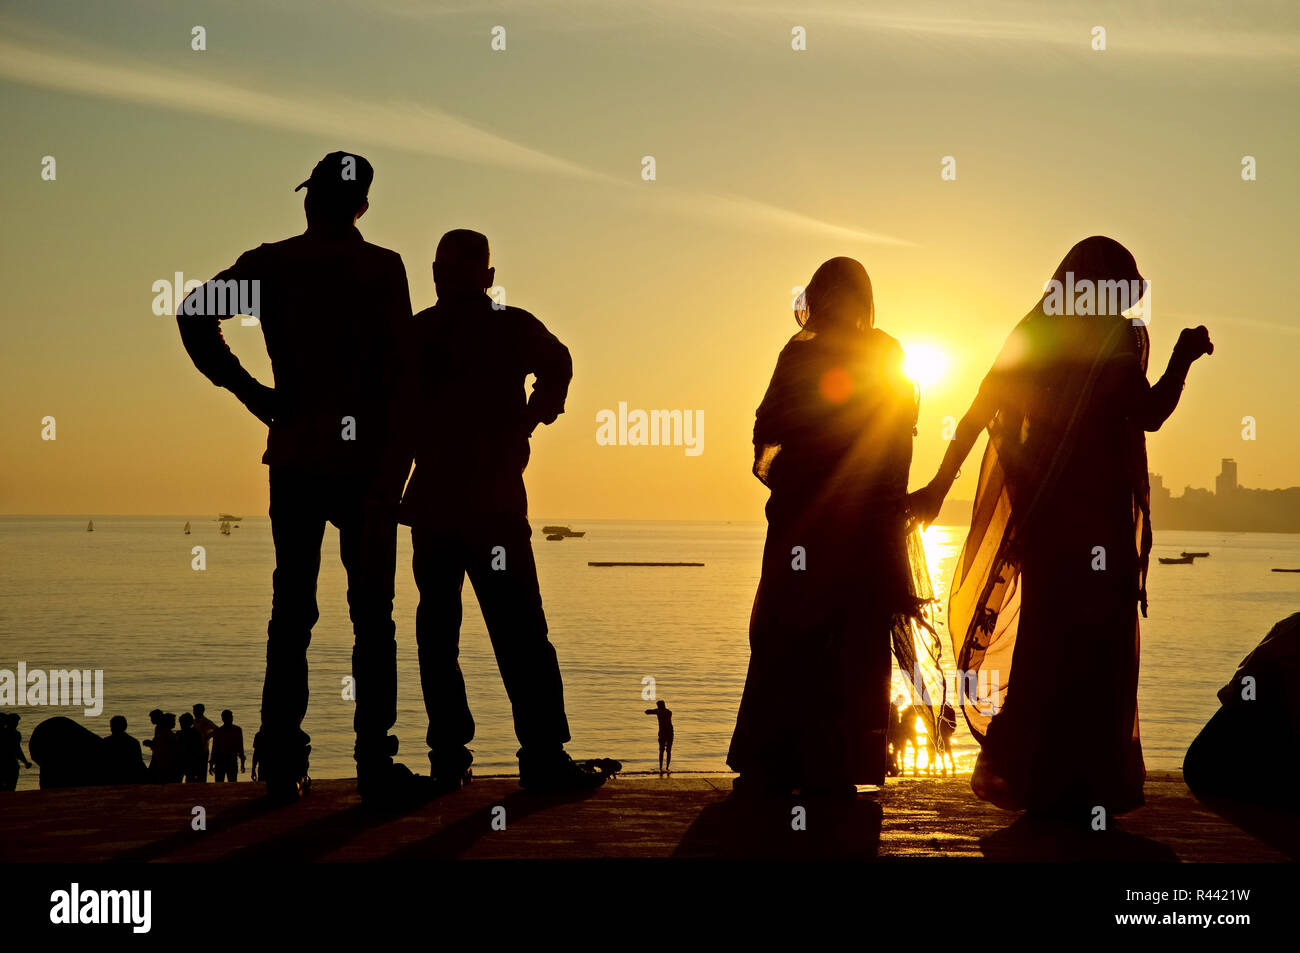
2, 0, 1297, 519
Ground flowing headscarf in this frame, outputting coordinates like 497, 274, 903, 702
948, 236, 1152, 740
795, 256, 876, 332
756, 258, 884, 488
759, 257, 946, 733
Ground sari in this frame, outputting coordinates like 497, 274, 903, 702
949, 237, 1158, 814
727, 258, 940, 789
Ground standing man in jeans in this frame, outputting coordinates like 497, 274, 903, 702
178, 151, 421, 806
401, 229, 612, 793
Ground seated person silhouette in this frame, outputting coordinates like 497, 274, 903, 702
1184, 611, 1300, 806
28, 716, 100, 788
101, 715, 147, 784
400, 229, 614, 793
645, 700, 674, 773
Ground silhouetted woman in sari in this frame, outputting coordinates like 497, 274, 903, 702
909, 236, 1213, 815
728, 258, 933, 794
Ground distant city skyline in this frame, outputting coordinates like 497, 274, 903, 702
1152, 458, 1300, 533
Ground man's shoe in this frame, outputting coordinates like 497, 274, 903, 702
266, 774, 306, 806
428, 747, 473, 794
731, 773, 795, 798
262, 739, 312, 806
357, 761, 434, 809
518, 750, 620, 794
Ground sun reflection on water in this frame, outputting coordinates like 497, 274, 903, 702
888, 523, 978, 775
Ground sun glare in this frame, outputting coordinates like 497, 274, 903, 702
903, 342, 949, 387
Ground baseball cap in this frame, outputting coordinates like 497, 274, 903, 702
294, 151, 374, 202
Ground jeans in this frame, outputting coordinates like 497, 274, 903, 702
262, 466, 399, 768
411, 515, 570, 758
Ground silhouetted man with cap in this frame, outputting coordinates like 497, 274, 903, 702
401, 229, 610, 793
178, 151, 419, 806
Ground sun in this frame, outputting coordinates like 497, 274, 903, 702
902, 342, 949, 387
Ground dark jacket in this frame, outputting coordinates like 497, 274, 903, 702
177, 225, 413, 493
210, 723, 245, 762
400, 294, 571, 526
101, 732, 148, 784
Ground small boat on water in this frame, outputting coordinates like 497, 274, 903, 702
217, 514, 244, 522
545, 533, 565, 541
1181, 551, 1210, 559
541, 525, 585, 538
1158, 555, 1195, 565
86, 520, 94, 532
184, 521, 191, 535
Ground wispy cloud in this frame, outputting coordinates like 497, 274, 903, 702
0, 26, 910, 246
810, 4, 1300, 59
0, 35, 599, 181
333, 0, 1300, 59
775, 1, 1299, 59
657, 191, 915, 247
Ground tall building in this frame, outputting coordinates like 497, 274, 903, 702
1215, 458, 1239, 498
1149, 471, 1171, 504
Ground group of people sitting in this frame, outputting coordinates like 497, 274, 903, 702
12, 705, 251, 789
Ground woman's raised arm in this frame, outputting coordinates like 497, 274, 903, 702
1126, 325, 1214, 432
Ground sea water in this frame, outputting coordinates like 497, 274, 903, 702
1, 516, 1296, 791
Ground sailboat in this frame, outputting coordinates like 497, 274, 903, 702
184, 521, 191, 534
86, 519, 94, 532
